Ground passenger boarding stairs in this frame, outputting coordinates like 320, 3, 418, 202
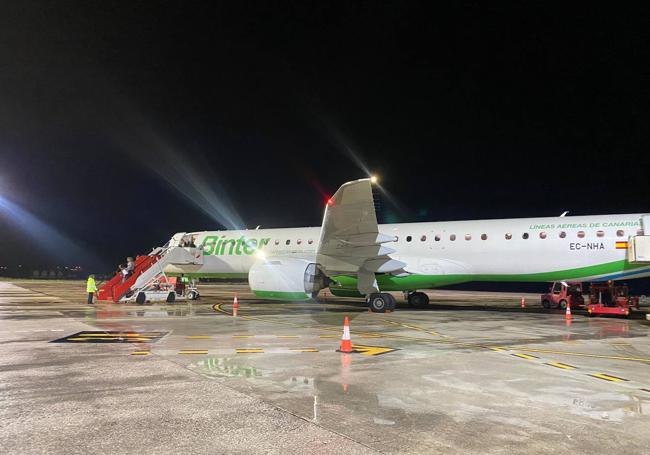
97, 244, 203, 303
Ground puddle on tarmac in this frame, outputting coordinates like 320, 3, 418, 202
189, 356, 264, 378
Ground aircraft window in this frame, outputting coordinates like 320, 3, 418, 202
450, 234, 456, 241
637, 229, 644, 236
286, 239, 291, 245
434, 235, 441, 242
481, 234, 488, 240
539, 232, 547, 239
406, 236, 412, 242
559, 231, 566, 238
308, 239, 314, 244
420, 235, 426, 242
274, 239, 280, 246
465, 234, 472, 241
596, 230, 604, 238
505, 233, 512, 240
297, 239, 302, 245
577, 231, 585, 238
522, 233, 529, 239
616, 230, 624, 237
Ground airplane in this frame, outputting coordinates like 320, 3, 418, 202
106, 178, 650, 312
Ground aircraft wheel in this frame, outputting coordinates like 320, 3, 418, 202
542, 299, 551, 309
559, 299, 568, 310
135, 292, 146, 305
369, 293, 389, 313
409, 292, 430, 308
386, 293, 396, 311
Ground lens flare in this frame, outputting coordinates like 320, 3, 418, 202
111, 111, 246, 230
0, 195, 102, 268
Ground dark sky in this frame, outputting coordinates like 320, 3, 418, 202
0, 1, 649, 271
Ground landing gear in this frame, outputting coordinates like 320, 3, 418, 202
368, 293, 396, 313
408, 291, 430, 308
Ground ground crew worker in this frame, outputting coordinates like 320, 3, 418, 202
86, 274, 98, 305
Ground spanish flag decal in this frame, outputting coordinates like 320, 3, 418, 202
615, 241, 628, 249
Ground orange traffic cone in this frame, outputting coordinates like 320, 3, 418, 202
233, 294, 239, 317
565, 301, 572, 320
337, 316, 354, 353
520, 297, 526, 309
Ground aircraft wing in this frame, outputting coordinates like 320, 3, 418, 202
316, 178, 404, 293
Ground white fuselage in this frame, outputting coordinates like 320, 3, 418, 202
171, 213, 650, 287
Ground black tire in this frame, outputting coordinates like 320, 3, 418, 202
386, 293, 396, 311
369, 293, 388, 313
187, 290, 198, 300
559, 299, 567, 310
542, 299, 551, 309
135, 292, 146, 305
166, 292, 176, 303
409, 292, 430, 308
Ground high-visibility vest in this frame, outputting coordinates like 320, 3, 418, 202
86, 277, 97, 293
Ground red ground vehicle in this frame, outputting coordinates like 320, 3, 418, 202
541, 282, 585, 309
587, 282, 640, 317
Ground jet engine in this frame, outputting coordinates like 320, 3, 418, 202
248, 258, 329, 300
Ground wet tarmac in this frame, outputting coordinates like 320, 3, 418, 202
1, 280, 650, 454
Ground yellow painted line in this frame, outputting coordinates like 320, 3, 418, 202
186, 335, 212, 339
352, 344, 398, 356
236, 348, 264, 354
131, 351, 151, 356
290, 348, 319, 352
514, 348, 650, 364
67, 337, 151, 341
512, 353, 538, 360
233, 335, 254, 338
358, 334, 383, 338
641, 388, 650, 393
76, 333, 155, 337
178, 350, 209, 355
319, 334, 339, 338
546, 362, 577, 370
489, 347, 506, 352
276, 335, 299, 338
589, 373, 629, 382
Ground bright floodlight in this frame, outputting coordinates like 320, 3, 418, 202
370, 175, 378, 184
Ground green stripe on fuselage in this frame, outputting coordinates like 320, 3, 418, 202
332, 260, 649, 291
252, 290, 312, 300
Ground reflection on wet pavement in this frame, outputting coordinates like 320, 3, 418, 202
2, 280, 650, 454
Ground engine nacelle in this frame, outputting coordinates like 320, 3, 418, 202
248, 258, 328, 300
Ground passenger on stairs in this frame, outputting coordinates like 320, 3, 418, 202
120, 257, 136, 283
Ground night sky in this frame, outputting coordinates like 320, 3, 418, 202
1, 2, 649, 274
